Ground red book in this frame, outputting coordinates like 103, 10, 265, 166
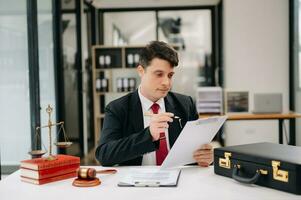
21, 171, 77, 185
20, 163, 80, 179
20, 154, 80, 170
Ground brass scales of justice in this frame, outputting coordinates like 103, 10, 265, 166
28, 105, 72, 160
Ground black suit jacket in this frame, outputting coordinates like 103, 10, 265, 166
95, 90, 198, 166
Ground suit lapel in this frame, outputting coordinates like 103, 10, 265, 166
165, 94, 182, 148
129, 90, 144, 133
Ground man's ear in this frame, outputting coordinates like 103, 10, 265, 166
137, 65, 145, 77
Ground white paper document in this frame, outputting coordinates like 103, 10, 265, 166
118, 168, 181, 187
161, 116, 227, 169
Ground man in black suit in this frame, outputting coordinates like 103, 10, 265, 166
95, 41, 213, 167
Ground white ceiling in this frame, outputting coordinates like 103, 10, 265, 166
90, 0, 221, 9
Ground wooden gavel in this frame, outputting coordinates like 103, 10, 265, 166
77, 168, 117, 179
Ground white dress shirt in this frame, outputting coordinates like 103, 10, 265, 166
138, 86, 170, 165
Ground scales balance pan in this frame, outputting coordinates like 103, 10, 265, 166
28, 150, 47, 157
54, 141, 73, 148
53, 120, 73, 149
29, 132, 72, 156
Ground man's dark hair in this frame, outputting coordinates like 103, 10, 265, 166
139, 41, 179, 68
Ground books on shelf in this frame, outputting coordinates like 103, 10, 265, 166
20, 154, 80, 170
20, 163, 80, 179
21, 171, 77, 185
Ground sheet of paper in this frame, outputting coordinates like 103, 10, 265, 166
161, 116, 227, 169
118, 168, 181, 187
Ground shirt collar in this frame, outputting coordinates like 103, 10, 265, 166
138, 86, 165, 112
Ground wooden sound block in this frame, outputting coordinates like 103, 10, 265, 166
72, 177, 101, 187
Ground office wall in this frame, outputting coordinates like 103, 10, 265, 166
223, 0, 289, 145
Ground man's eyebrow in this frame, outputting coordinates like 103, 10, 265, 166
153, 70, 164, 73
152, 70, 174, 74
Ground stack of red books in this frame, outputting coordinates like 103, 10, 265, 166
20, 154, 80, 185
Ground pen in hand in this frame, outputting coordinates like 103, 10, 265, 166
144, 112, 182, 129
143, 112, 180, 119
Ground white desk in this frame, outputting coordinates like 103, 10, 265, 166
0, 166, 299, 200
200, 112, 301, 146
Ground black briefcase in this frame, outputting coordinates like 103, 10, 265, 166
214, 142, 301, 194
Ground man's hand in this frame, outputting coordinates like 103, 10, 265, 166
193, 144, 213, 167
149, 113, 174, 141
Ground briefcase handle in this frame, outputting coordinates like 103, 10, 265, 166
232, 165, 261, 184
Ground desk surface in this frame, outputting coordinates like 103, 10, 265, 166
200, 112, 301, 120
227, 112, 301, 120
0, 166, 299, 200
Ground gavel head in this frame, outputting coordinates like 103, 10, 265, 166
77, 168, 96, 179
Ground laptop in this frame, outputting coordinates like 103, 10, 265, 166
252, 93, 282, 114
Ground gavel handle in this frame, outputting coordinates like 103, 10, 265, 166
96, 169, 117, 174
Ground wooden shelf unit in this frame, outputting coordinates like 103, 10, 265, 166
92, 45, 144, 147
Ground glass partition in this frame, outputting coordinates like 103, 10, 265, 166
0, 1, 31, 168
37, 0, 57, 155
103, 9, 212, 100
158, 10, 212, 99
104, 11, 156, 45
61, 13, 81, 156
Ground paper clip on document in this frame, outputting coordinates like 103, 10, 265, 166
134, 181, 160, 187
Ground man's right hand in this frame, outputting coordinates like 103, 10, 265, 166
149, 112, 174, 141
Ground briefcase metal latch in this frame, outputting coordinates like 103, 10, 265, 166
272, 161, 288, 182
219, 152, 232, 169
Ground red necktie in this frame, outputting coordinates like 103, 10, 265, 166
151, 103, 168, 165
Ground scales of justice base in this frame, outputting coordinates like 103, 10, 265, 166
28, 105, 72, 160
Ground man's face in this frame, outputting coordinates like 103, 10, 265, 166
138, 58, 175, 102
